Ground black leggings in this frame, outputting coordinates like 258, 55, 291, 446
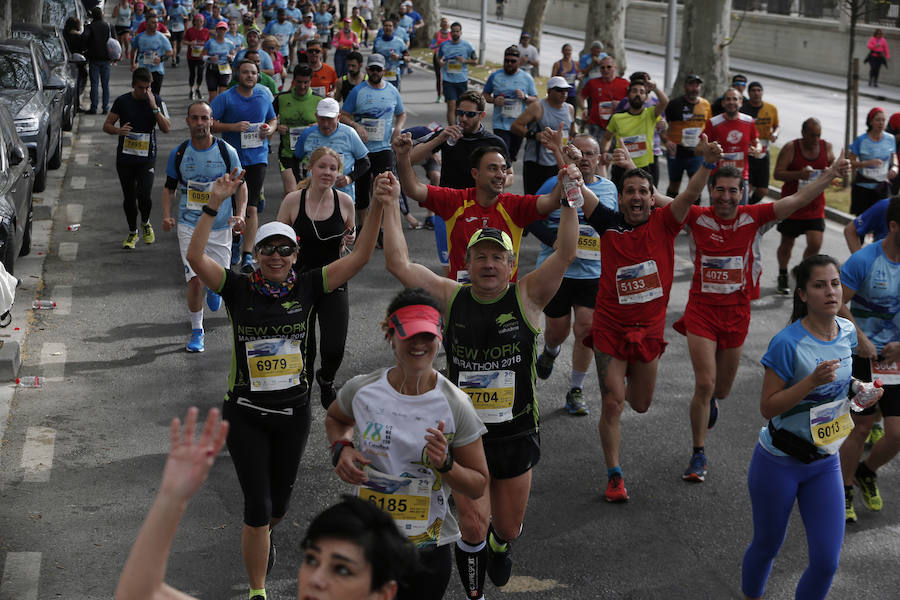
151, 71, 163, 96
355, 149, 394, 211
304, 283, 349, 385
398, 544, 453, 600
188, 59, 204, 87
223, 398, 312, 527
433, 53, 442, 96
244, 163, 267, 207
116, 161, 154, 231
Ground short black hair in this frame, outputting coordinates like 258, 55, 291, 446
237, 59, 259, 73
386, 287, 441, 317
346, 50, 364, 64
617, 167, 654, 195
469, 145, 509, 171
457, 90, 485, 111
887, 196, 900, 229
710, 165, 744, 188
293, 63, 312, 78
132, 67, 152, 85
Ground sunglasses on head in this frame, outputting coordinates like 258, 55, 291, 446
456, 109, 478, 118
256, 244, 297, 256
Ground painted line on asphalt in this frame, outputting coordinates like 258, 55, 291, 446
79, 133, 92, 145
0, 552, 41, 600
21, 427, 55, 483
70, 176, 85, 190
65, 204, 83, 225
58, 242, 78, 262
40, 343, 66, 380
74, 153, 88, 166
52, 286, 72, 316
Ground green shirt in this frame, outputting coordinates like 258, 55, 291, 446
606, 107, 660, 168
273, 88, 322, 158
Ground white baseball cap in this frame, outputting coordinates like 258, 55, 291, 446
547, 76, 571, 90
316, 98, 340, 118
254, 222, 298, 248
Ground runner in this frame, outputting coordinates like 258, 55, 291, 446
274, 63, 321, 194
741, 81, 779, 205
702, 88, 761, 205
579, 55, 628, 144
663, 74, 711, 197
773, 118, 835, 295
166, 0, 189, 67
601, 76, 668, 186
429, 17, 452, 102
837, 197, 900, 523
131, 14, 173, 96
339, 53, 406, 227
517, 31, 538, 76
203, 21, 237, 102
294, 12, 319, 58
742, 255, 880, 600
161, 101, 247, 353
579, 40, 607, 83
483, 45, 537, 163
234, 29, 276, 77
185, 15, 210, 100
382, 151, 579, 598
331, 17, 359, 77
532, 133, 618, 416
326, 283, 489, 599
210, 59, 278, 273
436, 22, 477, 127
583, 136, 722, 502
674, 154, 850, 484
845, 196, 891, 253
371, 18, 409, 90
849, 107, 898, 216
185, 166, 385, 600
334, 50, 364, 102
102, 67, 172, 249
551, 43, 580, 113
263, 9, 296, 67
305, 39, 338, 98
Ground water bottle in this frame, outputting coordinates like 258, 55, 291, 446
32, 300, 56, 309
849, 379, 883, 412
16, 376, 41, 388
562, 164, 583, 208
67, 224, 81, 231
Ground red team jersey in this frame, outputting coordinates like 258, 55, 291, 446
422, 186, 543, 282
779, 139, 829, 221
703, 113, 758, 180
580, 77, 630, 128
685, 203, 777, 305
587, 203, 684, 333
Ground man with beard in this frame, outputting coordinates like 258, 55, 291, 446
664, 74, 711, 197
483, 45, 538, 163
161, 101, 247, 352
131, 14, 174, 95
233, 29, 275, 76
436, 21, 478, 126
371, 18, 408, 89
334, 51, 364, 102
601, 77, 668, 187
274, 63, 321, 193
305, 39, 338, 97
702, 87, 762, 206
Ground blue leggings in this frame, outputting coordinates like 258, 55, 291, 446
742, 443, 844, 600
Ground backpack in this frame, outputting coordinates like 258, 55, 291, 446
173, 138, 233, 191
106, 24, 122, 61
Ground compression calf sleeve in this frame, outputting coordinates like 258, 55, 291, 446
455, 539, 487, 599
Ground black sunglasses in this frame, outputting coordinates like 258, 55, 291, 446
367, 65, 383, 71
456, 109, 479, 118
256, 244, 297, 257
307, 48, 321, 54
503, 57, 518, 63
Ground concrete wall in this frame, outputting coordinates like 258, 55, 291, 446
442, 0, 900, 86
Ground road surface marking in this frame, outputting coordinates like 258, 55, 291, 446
52, 286, 72, 316
65, 204, 83, 224
74, 153, 88, 165
0, 552, 40, 600
40, 343, 66, 380
70, 176, 85, 190
58, 242, 78, 262
21, 427, 55, 483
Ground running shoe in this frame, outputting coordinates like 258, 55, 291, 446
682, 451, 708, 483
846, 488, 858, 523
258, 193, 265, 213
866, 422, 885, 450
206, 288, 222, 312
240, 253, 255, 274
141, 222, 155, 244
186, 328, 205, 353
486, 535, 512, 587
267, 531, 276, 575
316, 369, 337, 410
708, 397, 719, 429
856, 463, 883, 511
565, 387, 589, 415
605, 474, 629, 502
776, 273, 790, 295
122, 232, 138, 249
535, 349, 556, 380
423, 216, 434, 230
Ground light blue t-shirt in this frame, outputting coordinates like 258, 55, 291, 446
314, 12, 333, 36
438, 39, 476, 83
341, 81, 404, 153
758, 317, 856, 456
205, 37, 236, 65
226, 32, 246, 51
397, 15, 414, 35
233, 48, 274, 72
294, 123, 369, 201
850, 131, 896, 189
133, 31, 172, 74
166, 138, 242, 230
168, 5, 188, 32
580, 53, 608, 81
372, 36, 407, 82
534, 175, 618, 279
841, 241, 900, 352
285, 7, 303, 22
210, 85, 277, 166
264, 20, 295, 55
483, 69, 537, 131
376, 27, 408, 44
147, 2, 166, 17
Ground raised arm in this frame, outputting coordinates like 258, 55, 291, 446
186, 169, 246, 291
322, 186, 384, 290
393, 133, 429, 203
773, 149, 849, 221
670, 134, 721, 222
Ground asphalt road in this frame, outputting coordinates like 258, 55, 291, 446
1, 26, 900, 600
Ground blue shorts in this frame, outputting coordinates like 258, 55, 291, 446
443, 80, 468, 102
666, 154, 702, 182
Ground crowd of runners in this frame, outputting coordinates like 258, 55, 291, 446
62, 1, 900, 599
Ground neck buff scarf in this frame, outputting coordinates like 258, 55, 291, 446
249, 268, 296, 298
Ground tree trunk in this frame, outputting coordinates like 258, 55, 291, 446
845, 0, 860, 153
522, 0, 549, 77
675, 0, 732, 102
585, 0, 628, 76
414, 0, 441, 50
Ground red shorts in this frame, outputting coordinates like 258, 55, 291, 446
588, 324, 667, 363
673, 300, 751, 350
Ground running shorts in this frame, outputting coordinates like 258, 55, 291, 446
672, 299, 751, 350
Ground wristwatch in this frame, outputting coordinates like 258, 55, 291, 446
436, 450, 454, 473
151, 108, 160, 114
331, 440, 354, 467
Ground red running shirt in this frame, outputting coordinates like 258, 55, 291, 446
779, 139, 829, 221
580, 77, 629, 128
703, 113, 758, 180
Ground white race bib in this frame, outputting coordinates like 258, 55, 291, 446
597, 101, 615, 121
245, 338, 303, 391
861, 161, 889, 181
361, 117, 386, 140
289, 126, 305, 149
312, 85, 326, 97
185, 180, 213, 211
458, 369, 515, 424
141, 50, 157, 65
501, 98, 523, 119
218, 62, 232, 74
809, 398, 853, 455
620, 134, 648, 159
241, 123, 264, 148
797, 169, 822, 189
721, 151, 744, 170
447, 60, 462, 73
615, 260, 663, 304
122, 132, 151, 157
681, 127, 701, 148
190, 45, 203, 58
700, 255, 744, 294
455, 269, 470, 284
384, 69, 398, 81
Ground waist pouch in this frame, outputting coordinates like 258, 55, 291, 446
767, 421, 829, 464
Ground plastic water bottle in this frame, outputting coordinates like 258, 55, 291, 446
67, 224, 80, 231
849, 379, 883, 412
16, 376, 41, 388
32, 300, 56, 309
562, 164, 583, 208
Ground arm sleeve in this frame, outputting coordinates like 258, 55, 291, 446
164, 176, 179, 191
525, 219, 558, 247
760, 331, 796, 385
348, 155, 370, 181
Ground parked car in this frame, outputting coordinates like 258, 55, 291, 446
0, 39, 66, 194
42, 0, 85, 29
11, 25, 85, 132
0, 105, 34, 275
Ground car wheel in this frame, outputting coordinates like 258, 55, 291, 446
32, 142, 48, 193
48, 130, 63, 170
19, 209, 32, 257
